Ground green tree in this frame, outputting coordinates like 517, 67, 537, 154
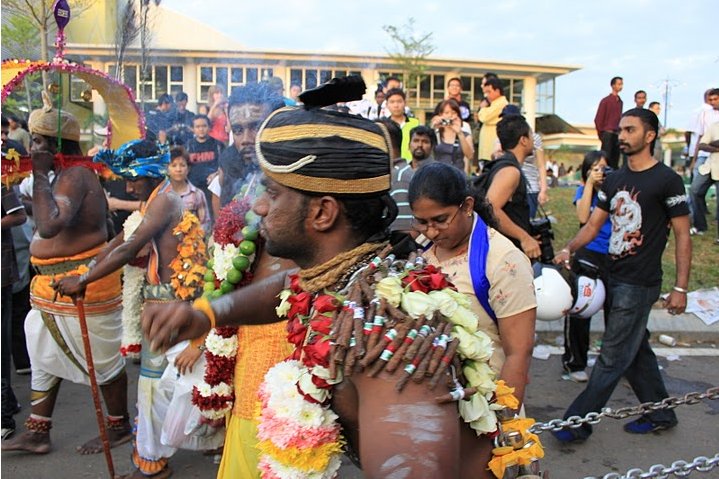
382, 18, 435, 90
1, 14, 42, 115
2, 0, 94, 87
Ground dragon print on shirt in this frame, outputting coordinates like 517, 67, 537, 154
609, 189, 643, 258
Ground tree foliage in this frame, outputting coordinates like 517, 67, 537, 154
1, 14, 40, 59
382, 18, 435, 90
3, 0, 95, 86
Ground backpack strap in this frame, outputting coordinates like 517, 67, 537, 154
468, 213, 498, 323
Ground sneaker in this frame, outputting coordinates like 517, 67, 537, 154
1, 427, 15, 440
689, 227, 705, 236
623, 417, 677, 434
562, 370, 589, 382
15, 368, 31, 375
551, 428, 585, 443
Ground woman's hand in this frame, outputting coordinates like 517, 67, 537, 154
449, 116, 462, 135
175, 344, 203, 375
587, 167, 604, 187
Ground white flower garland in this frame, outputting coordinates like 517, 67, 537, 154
120, 211, 145, 357
205, 329, 239, 358
212, 243, 239, 281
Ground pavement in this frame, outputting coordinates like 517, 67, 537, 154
3, 355, 718, 479
535, 304, 719, 344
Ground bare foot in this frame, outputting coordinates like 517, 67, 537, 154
118, 466, 172, 479
1, 430, 52, 454
76, 420, 132, 455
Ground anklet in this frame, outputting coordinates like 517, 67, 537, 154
25, 416, 52, 433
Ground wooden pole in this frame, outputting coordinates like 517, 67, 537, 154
76, 300, 116, 478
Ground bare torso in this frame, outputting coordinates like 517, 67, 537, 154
333, 370, 493, 479
142, 190, 184, 284
30, 166, 108, 259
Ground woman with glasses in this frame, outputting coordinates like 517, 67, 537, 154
408, 162, 537, 473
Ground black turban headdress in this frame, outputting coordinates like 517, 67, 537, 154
256, 76, 392, 196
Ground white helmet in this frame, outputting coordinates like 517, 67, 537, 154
569, 274, 606, 319
533, 265, 573, 321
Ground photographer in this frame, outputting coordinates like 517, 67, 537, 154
431, 99, 474, 174
562, 151, 612, 382
477, 114, 541, 260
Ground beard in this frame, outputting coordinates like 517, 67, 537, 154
412, 149, 429, 161
262, 199, 314, 264
619, 142, 641, 155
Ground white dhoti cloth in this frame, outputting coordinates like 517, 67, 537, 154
135, 341, 224, 469
25, 307, 125, 392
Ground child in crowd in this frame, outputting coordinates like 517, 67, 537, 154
168, 147, 211, 234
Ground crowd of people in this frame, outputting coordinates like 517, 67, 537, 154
0, 71, 716, 479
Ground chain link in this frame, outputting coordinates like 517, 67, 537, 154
582, 453, 719, 479
528, 387, 718, 434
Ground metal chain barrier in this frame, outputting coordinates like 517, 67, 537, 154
582, 453, 719, 479
528, 386, 718, 434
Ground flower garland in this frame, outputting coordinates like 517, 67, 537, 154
169, 211, 207, 301
192, 189, 262, 420
119, 211, 145, 357
257, 256, 543, 479
1, 58, 146, 147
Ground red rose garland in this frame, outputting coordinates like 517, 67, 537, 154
192, 195, 261, 420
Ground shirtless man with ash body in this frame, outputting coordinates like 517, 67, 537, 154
3, 105, 131, 455
54, 139, 216, 478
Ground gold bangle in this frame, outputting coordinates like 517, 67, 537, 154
192, 297, 217, 330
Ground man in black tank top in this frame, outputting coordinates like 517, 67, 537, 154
483, 114, 541, 260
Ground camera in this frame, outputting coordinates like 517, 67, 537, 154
602, 166, 614, 178
440, 118, 452, 126
530, 217, 555, 264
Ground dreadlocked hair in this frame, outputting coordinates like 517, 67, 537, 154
341, 193, 398, 243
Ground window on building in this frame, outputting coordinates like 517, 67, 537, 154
107, 64, 184, 102
289, 68, 358, 91
69, 75, 92, 103
536, 79, 555, 115
197, 65, 273, 102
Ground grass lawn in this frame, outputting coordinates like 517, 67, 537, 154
543, 186, 718, 294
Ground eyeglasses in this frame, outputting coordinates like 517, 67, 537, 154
411, 202, 464, 233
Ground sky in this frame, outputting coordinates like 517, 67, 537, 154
168, 0, 716, 128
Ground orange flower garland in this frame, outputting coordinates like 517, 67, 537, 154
169, 211, 207, 301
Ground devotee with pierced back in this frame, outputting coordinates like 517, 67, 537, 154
141, 77, 539, 478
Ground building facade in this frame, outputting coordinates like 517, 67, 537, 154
61, 1, 579, 131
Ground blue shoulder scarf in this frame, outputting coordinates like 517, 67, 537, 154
468, 213, 497, 323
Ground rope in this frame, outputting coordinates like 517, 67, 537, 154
298, 242, 387, 293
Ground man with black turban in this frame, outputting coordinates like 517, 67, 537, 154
142, 78, 520, 478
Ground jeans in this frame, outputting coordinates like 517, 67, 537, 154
1, 285, 18, 430
562, 248, 610, 372
564, 281, 677, 438
690, 157, 718, 232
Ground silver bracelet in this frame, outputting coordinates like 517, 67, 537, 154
672, 286, 688, 294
